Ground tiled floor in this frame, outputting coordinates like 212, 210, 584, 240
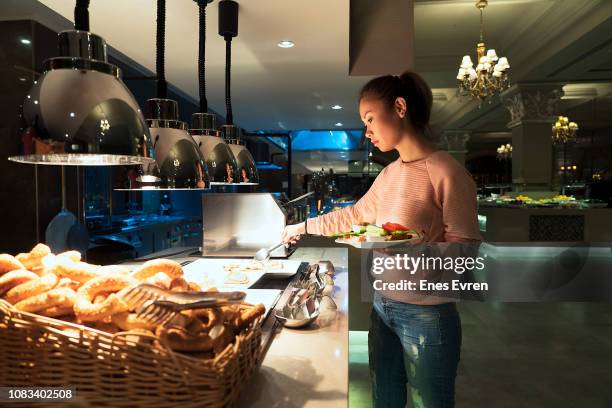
349, 302, 612, 408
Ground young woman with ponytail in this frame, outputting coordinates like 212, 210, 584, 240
283, 71, 480, 407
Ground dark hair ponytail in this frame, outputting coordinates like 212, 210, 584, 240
359, 71, 433, 135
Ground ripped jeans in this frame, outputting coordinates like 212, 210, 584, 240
369, 292, 462, 408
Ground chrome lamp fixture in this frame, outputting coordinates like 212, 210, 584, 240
457, 0, 510, 102
191, 113, 238, 184
144, 99, 209, 189
12, 0, 154, 166
222, 125, 258, 184
219, 0, 259, 185
189, 0, 238, 185
136, 0, 209, 190
552, 116, 578, 145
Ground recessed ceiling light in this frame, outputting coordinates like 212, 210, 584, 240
335, 122, 343, 127
331, 105, 342, 110
20, 38, 31, 45
19, 77, 27, 82
277, 40, 294, 48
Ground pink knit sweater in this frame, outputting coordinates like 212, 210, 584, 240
307, 151, 481, 242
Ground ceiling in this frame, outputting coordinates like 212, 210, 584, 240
3, 0, 612, 134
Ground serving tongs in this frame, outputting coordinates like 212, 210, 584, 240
117, 284, 246, 327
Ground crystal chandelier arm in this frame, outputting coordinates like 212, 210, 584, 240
479, 7, 484, 44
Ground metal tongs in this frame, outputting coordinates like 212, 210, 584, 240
117, 284, 246, 327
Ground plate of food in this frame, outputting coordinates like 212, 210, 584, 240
331, 223, 422, 249
183, 258, 303, 289
222, 259, 303, 278
182, 259, 266, 288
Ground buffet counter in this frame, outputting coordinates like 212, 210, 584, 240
237, 247, 348, 407
478, 206, 612, 242
125, 246, 349, 407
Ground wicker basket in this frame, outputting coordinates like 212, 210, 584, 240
0, 299, 263, 407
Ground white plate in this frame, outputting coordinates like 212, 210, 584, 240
334, 237, 418, 249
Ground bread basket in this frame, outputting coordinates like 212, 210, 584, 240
0, 299, 263, 407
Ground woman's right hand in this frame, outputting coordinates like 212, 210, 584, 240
281, 222, 306, 244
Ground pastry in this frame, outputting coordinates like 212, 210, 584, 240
0, 270, 38, 296
74, 274, 138, 322
16, 243, 51, 270
112, 311, 156, 332
0, 254, 25, 275
55, 259, 101, 283
132, 259, 183, 281
5, 273, 59, 304
14, 287, 76, 314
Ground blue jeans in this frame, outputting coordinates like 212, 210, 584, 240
369, 292, 462, 408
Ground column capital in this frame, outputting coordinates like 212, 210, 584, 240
500, 83, 564, 128
440, 130, 471, 153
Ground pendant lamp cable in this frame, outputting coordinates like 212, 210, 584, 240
74, 0, 90, 31
225, 38, 233, 125
219, 0, 238, 126
156, 0, 167, 99
197, 0, 210, 113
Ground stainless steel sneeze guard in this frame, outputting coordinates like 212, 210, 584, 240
202, 193, 287, 257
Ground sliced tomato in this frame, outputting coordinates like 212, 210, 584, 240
382, 222, 409, 232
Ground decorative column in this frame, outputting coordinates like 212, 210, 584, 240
440, 130, 471, 166
501, 83, 564, 191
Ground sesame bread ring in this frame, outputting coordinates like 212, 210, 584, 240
35, 252, 80, 277
225, 303, 265, 332
14, 287, 76, 314
57, 250, 81, 262
169, 277, 189, 292
74, 274, 138, 322
16, 243, 51, 270
31, 266, 46, 276
93, 291, 112, 304
188, 281, 202, 292
132, 259, 183, 281
155, 324, 221, 352
111, 312, 156, 332
38, 305, 75, 318
56, 277, 82, 292
0, 270, 39, 296
55, 259, 102, 283
238, 303, 265, 328
0, 254, 25, 275
219, 304, 241, 326
192, 307, 221, 330
31, 243, 51, 257
5, 273, 59, 304
143, 271, 172, 289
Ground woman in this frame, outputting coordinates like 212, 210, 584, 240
282, 71, 481, 407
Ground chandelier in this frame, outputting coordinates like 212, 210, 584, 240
552, 116, 578, 144
496, 143, 512, 160
457, 0, 510, 101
